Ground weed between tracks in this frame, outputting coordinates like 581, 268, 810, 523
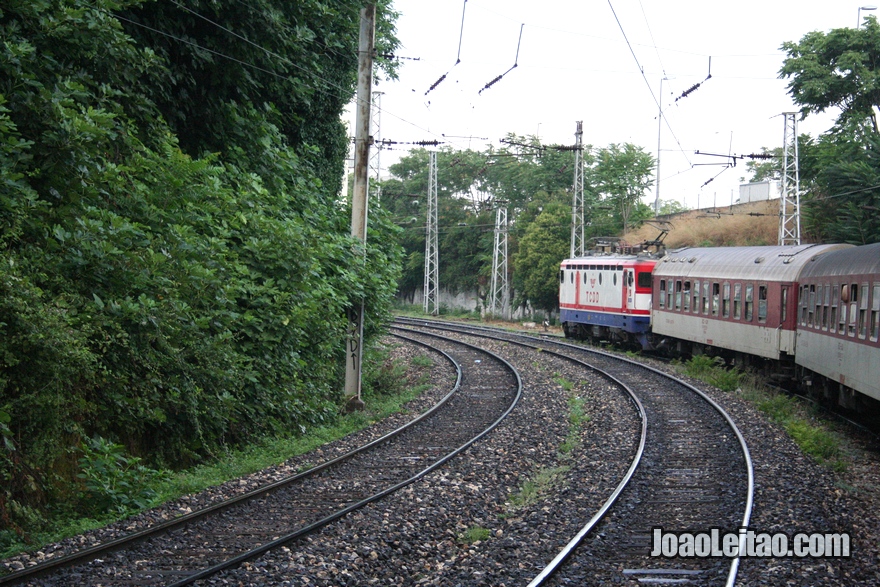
505, 380, 591, 514
672, 357, 847, 473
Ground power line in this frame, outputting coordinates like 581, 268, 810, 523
478, 23, 524, 95
425, 0, 469, 95
607, 0, 692, 168
117, 3, 475, 155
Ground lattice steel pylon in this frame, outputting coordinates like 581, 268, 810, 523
369, 91, 383, 202
489, 205, 509, 319
570, 121, 586, 258
779, 112, 801, 246
423, 151, 439, 315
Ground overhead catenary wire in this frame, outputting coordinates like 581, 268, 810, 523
425, 0, 469, 95
478, 23, 524, 95
675, 57, 712, 103
607, 0, 692, 168
115, 2, 476, 155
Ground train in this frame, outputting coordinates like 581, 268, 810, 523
559, 242, 880, 412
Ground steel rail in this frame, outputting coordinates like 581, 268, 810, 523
165, 331, 523, 586
396, 317, 754, 587
1, 334, 462, 586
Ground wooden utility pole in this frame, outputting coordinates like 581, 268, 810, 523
345, 4, 375, 410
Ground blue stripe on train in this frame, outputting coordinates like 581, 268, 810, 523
560, 308, 651, 334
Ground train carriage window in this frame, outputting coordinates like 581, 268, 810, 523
745, 284, 754, 321
692, 280, 700, 313
807, 284, 816, 326
583, 272, 588, 284
798, 285, 810, 326
822, 284, 831, 330
638, 272, 652, 289
848, 283, 859, 336
683, 281, 691, 312
570, 272, 574, 284
559, 270, 565, 284
675, 280, 682, 310
758, 285, 768, 323
703, 281, 711, 315
712, 283, 720, 316
666, 280, 674, 310
782, 287, 788, 323
830, 285, 839, 333
659, 279, 666, 308
722, 283, 731, 318
860, 283, 869, 339
733, 283, 742, 320
871, 284, 880, 342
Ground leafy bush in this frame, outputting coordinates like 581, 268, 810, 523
0, 0, 402, 533
77, 437, 168, 515
681, 355, 742, 391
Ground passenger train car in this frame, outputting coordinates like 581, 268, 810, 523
559, 242, 880, 412
794, 242, 880, 408
558, 254, 657, 349
651, 244, 850, 361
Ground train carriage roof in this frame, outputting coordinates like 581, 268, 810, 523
561, 254, 654, 265
798, 242, 880, 280
654, 244, 853, 281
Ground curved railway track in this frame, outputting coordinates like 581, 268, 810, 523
0, 333, 522, 587
395, 317, 754, 587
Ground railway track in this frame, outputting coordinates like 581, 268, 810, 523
0, 333, 522, 587
395, 317, 754, 586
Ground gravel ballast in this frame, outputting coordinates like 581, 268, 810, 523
4, 331, 880, 586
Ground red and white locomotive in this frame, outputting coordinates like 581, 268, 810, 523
558, 253, 657, 349
559, 241, 880, 412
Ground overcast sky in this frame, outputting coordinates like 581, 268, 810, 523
351, 1, 870, 211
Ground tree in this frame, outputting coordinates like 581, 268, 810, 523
780, 17, 880, 132
0, 0, 403, 533
512, 193, 571, 314
657, 199, 690, 216
801, 127, 880, 244
593, 143, 655, 235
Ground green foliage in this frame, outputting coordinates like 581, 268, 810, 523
680, 355, 743, 392
756, 393, 845, 471
410, 354, 434, 368
657, 199, 690, 216
593, 143, 656, 235
0, 0, 403, 533
513, 193, 571, 313
383, 139, 656, 315
777, 20, 880, 245
506, 465, 570, 510
780, 18, 880, 131
801, 129, 880, 244
77, 437, 167, 515
458, 525, 491, 544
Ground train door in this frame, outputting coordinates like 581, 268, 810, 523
625, 268, 635, 313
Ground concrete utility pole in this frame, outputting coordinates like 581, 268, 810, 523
489, 204, 509, 319
779, 112, 801, 246
570, 121, 585, 258
423, 151, 439, 315
344, 4, 375, 409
